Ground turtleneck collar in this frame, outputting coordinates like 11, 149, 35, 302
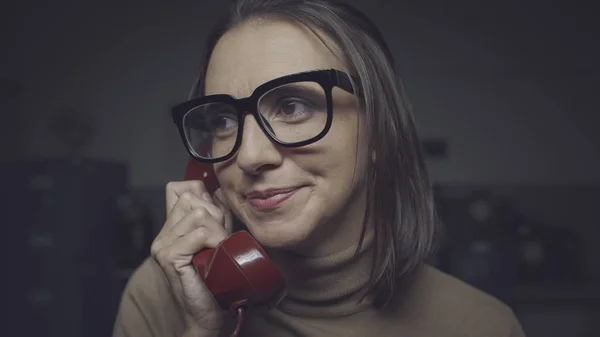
267, 230, 376, 318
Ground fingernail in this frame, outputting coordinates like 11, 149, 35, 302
202, 192, 212, 202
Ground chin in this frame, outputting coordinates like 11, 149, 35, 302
230, 187, 315, 247
243, 212, 318, 251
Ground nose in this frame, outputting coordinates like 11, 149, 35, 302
236, 114, 283, 175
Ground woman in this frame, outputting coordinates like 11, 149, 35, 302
113, 0, 525, 336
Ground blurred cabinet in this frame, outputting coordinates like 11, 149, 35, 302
3, 158, 128, 337
0, 80, 21, 159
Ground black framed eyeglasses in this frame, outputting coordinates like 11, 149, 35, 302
172, 69, 360, 163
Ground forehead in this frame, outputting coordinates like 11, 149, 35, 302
204, 19, 344, 98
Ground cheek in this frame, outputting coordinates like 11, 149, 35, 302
303, 112, 366, 197
323, 109, 364, 171
214, 164, 242, 206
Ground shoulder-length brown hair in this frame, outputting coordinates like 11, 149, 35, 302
189, 0, 438, 309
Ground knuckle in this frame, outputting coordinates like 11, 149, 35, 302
180, 192, 195, 202
213, 210, 224, 223
190, 179, 206, 190
162, 249, 177, 262
192, 207, 208, 219
165, 181, 178, 192
163, 215, 176, 226
155, 246, 177, 265
150, 241, 163, 259
193, 227, 209, 242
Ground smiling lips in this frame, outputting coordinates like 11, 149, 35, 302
246, 187, 300, 210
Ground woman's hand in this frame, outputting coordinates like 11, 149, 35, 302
151, 180, 233, 337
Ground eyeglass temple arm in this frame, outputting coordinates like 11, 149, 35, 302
333, 70, 361, 97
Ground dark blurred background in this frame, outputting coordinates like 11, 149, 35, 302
2, 0, 599, 336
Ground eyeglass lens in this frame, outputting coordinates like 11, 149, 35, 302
182, 81, 328, 160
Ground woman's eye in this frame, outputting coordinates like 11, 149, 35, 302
211, 114, 237, 131
279, 100, 307, 116
276, 98, 317, 118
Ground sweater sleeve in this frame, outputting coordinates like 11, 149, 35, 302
112, 258, 185, 337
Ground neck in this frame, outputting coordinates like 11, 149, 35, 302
268, 227, 375, 318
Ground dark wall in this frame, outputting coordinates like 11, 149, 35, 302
5, 0, 599, 184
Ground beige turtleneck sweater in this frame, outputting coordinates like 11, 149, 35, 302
112, 231, 525, 337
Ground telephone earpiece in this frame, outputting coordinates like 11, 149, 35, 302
184, 152, 286, 337
184, 158, 220, 194
192, 230, 286, 310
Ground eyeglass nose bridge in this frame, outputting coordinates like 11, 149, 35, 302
234, 97, 276, 143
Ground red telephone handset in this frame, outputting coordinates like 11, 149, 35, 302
184, 155, 286, 336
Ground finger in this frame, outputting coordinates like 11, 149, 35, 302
168, 207, 228, 242
166, 191, 223, 230
151, 226, 223, 284
169, 227, 226, 270
169, 227, 227, 314
154, 206, 226, 254
150, 230, 212, 311
165, 180, 209, 216
213, 188, 234, 235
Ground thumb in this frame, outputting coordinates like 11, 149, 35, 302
213, 188, 233, 235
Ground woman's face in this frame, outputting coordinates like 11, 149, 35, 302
206, 19, 368, 256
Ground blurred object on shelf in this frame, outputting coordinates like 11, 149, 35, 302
434, 187, 520, 303
514, 215, 583, 285
433, 184, 586, 305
